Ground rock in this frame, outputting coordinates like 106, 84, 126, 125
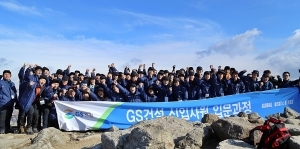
109, 125, 119, 132
101, 116, 196, 149
249, 130, 262, 148
265, 113, 286, 121
28, 127, 69, 149
248, 112, 260, 119
201, 114, 219, 124
178, 126, 213, 148
284, 107, 300, 119
285, 124, 300, 136
216, 139, 255, 149
70, 133, 78, 140
248, 117, 265, 124
288, 136, 300, 149
123, 124, 174, 149
238, 112, 248, 118
285, 119, 300, 125
211, 117, 259, 141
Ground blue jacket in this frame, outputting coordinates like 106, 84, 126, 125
199, 79, 214, 99
103, 84, 125, 102
239, 71, 260, 92
79, 91, 99, 101
279, 80, 298, 88
0, 79, 17, 108
19, 82, 37, 112
43, 86, 60, 104
139, 76, 157, 90
24, 68, 39, 83
154, 84, 172, 102
259, 81, 273, 91
18, 66, 26, 85
123, 89, 144, 102
139, 87, 159, 102
171, 85, 188, 101
185, 81, 201, 100
211, 74, 225, 97
224, 79, 245, 95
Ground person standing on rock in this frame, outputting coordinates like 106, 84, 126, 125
0, 70, 17, 134
18, 75, 47, 134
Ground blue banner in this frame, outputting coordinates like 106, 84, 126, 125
55, 88, 300, 130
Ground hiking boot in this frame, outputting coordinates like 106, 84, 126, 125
19, 126, 25, 134
5, 128, 14, 134
26, 128, 34, 135
0, 129, 5, 134
32, 128, 39, 133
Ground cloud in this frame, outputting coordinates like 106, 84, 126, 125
0, 1, 41, 16
196, 28, 261, 58
0, 58, 14, 67
122, 58, 143, 70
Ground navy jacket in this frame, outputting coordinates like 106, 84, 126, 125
154, 84, 172, 102
199, 79, 214, 99
259, 81, 273, 91
279, 80, 298, 88
0, 79, 17, 108
185, 81, 201, 100
170, 85, 188, 101
18, 66, 26, 84
19, 82, 37, 112
239, 71, 260, 92
139, 87, 159, 102
139, 76, 157, 89
103, 84, 126, 102
224, 78, 245, 95
24, 68, 39, 83
211, 74, 225, 97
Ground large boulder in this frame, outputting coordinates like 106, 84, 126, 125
123, 124, 174, 149
177, 124, 213, 149
211, 117, 258, 141
101, 116, 199, 149
201, 114, 219, 124
288, 136, 300, 149
26, 127, 69, 149
216, 139, 255, 149
285, 119, 300, 125
285, 124, 300, 136
284, 107, 300, 119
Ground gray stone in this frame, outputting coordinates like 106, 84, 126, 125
201, 114, 219, 124
265, 113, 286, 121
211, 117, 259, 141
288, 136, 300, 149
101, 129, 132, 149
285, 119, 300, 125
28, 127, 69, 149
284, 107, 300, 119
109, 125, 119, 132
285, 124, 300, 136
124, 124, 174, 149
248, 112, 260, 120
249, 130, 262, 148
238, 112, 248, 118
216, 139, 255, 149
178, 126, 213, 148
248, 117, 265, 124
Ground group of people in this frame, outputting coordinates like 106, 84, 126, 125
0, 62, 299, 135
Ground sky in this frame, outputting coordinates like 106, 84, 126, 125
1, 0, 300, 84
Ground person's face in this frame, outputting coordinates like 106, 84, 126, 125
30, 71, 34, 75
131, 76, 138, 82
139, 73, 144, 78
283, 73, 290, 80
107, 73, 112, 78
113, 75, 118, 80
263, 77, 269, 82
148, 89, 154, 95
189, 75, 195, 81
232, 73, 238, 80
3, 73, 11, 80
51, 83, 59, 89
197, 70, 203, 74
35, 69, 42, 76
164, 73, 168, 76
217, 73, 223, 80
81, 84, 87, 90
163, 80, 169, 85
79, 75, 84, 80
205, 74, 210, 80
83, 93, 89, 99
44, 70, 50, 76
169, 75, 174, 80
148, 70, 154, 76
174, 81, 180, 86
62, 80, 68, 85
73, 80, 78, 85
96, 76, 100, 80
90, 79, 96, 84
225, 69, 230, 74
68, 90, 76, 97
179, 76, 184, 81
39, 79, 46, 86
97, 91, 104, 97
113, 86, 119, 93
126, 75, 131, 80
252, 73, 258, 79
158, 75, 163, 79
130, 86, 136, 93
69, 75, 74, 80
58, 74, 63, 79
75, 72, 79, 76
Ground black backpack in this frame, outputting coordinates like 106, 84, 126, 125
251, 118, 291, 149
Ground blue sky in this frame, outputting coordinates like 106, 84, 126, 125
1, 0, 300, 84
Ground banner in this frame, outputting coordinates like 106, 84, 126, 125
55, 88, 300, 131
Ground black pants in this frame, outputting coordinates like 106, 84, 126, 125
18, 106, 34, 128
5, 105, 13, 130
39, 105, 50, 129
0, 105, 7, 130
32, 103, 39, 129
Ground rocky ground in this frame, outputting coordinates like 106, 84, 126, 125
1, 107, 300, 149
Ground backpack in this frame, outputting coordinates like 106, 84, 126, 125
251, 117, 291, 149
